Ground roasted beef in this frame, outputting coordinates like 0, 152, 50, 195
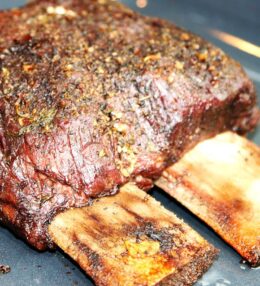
0, 0, 258, 250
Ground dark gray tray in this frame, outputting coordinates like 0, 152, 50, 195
0, 1, 259, 285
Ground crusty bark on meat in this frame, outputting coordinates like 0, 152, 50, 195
0, 0, 258, 249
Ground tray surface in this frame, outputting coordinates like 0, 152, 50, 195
0, 1, 259, 285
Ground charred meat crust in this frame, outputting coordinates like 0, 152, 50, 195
0, 0, 258, 249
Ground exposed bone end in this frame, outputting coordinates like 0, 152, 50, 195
49, 183, 218, 285
156, 132, 260, 266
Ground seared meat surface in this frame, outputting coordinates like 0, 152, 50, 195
0, 0, 258, 249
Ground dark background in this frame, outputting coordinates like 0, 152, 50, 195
0, 1, 259, 286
